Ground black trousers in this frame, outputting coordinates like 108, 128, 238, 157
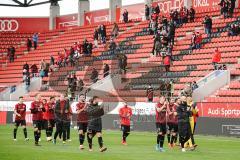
178, 122, 191, 148
54, 120, 67, 141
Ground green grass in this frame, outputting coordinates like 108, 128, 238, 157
0, 125, 239, 160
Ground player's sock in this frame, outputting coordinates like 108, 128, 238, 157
167, 134, 170, 143
39, 132, 41, 139
49, 127, 53, 137
171, 135, 176, 144
34, 131, 38, 142
54, 131, 58, 140
13, 128, 17, 139
87, 133, 93, 149
23, 128, 27, 138
98, 137, 103, 148
79, 134, 85, 145
157, 135, 161, 145
122, 132, 126, 142
159, 135, 165, 148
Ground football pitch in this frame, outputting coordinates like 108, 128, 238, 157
0, 125, 239, 160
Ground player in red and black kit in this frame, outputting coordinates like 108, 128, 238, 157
119, 102, 132, 145
167, 98, 178, 148
43, 97, 55, 141
76, 94, 88, 150
53, 94, 71, 144
155, 96, 167, 152
66, 97, 73, 142
13, 96, 29, 141
30, 94, 45, 146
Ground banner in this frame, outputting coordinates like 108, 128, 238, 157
199, 102, 240, 118
56, 14, 78, 29
192, 0, 220, 11
0, 18, 49, 32
153, 0, 184, 14
84, 9, 109, 25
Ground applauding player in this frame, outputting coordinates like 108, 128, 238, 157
30, 94, 45, 146
13, 96, 29, 141
119, 102, 132, 145
167, 98, 178, 148
86, 96, 107, 152
76, 94, 88, 150
155, 96, 167, 152
43, 97, 55, 141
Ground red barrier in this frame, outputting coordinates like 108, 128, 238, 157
0, 18, 49, 32
198, 102, 240, 118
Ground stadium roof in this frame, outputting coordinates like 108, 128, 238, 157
0, 0, 61, 7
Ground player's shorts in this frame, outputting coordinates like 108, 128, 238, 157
156, 123, 166, 134
178, 122, 191, 137
43, 119, 55, 129
78, 122, 88, 133
88, 128, 102, 134
15, 120, 26, 127
121, 125, 130, 133
167, 122, 178, 133
33, 120, 44, 130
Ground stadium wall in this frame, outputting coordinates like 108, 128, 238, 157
1, 101, 240, 136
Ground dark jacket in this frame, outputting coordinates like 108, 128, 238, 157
176, 103, 191, 123
54, 99, 71, 121
86, 103, 104, 131
145, 6, 150, 17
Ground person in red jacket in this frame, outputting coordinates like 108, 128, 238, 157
195, 32, 202, 49
30, 94, 45, 146
13, 96, 29, 141
155, 96, 167, 152
212, 48, 221, 70
163, 55, 171, 72
43, 97, 55, 141
119, 102, 132, 145
76, 94, 88, 150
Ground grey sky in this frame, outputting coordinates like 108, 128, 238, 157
0, 0, 144, 17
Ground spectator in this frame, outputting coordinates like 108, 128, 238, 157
82, 38, 89, 55
103, 63, 110, 78
99, 25, 107, 44
25, 72, 30, 92
26, 38, 32, 52
77, 78, 84, 92
45, 63, 49, 77
111, 22, 119, 38
146, 84, 154, 102
145, 4, 150, 20
155, 4, 160, 15
192, 81, 199, 90
118, 54, 127, 74
195, 32, 202, 49
228, 24, 239, 36
91, 68, 98, 83
163, 55, 171, 72
123, 9, 129, 23
57, 52, 63, 68
122, 54, 127, 74
50, 55, 55, 66
219, 0, 230, 18
7, 46, 15, 63
32, 33, 39, 49
109, 39, 117, 54
149, 19, 157, 35
212, 48, 221, 70
159, 81, 166, 96
40, 59, 46, 72
151, 11, 158, 22
189, 6, 195, 22
191, 32, 197, 50
229, 0, 236, 17
63, 48, 69, 67
23, 62, 29, 73
165, 81, 172, 98
87, 42, 93, 56
93, 28, 99, 48
30, 63, 38, 77
168, 21, 176, 45
203, 15, 212, 36
179, 84, 193, 97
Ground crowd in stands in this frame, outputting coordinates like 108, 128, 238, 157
7, 46, 15, 63
228, 23, 240, 36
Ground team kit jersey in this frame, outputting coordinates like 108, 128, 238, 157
31, 101, 45, 129
15, 103, 27, 126
76, 102, 88, 132
155, 103, 167, 134
167, 104, 178, 132
119, 106, 132, 132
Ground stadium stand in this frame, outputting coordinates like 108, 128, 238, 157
1, 7, 240, 103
